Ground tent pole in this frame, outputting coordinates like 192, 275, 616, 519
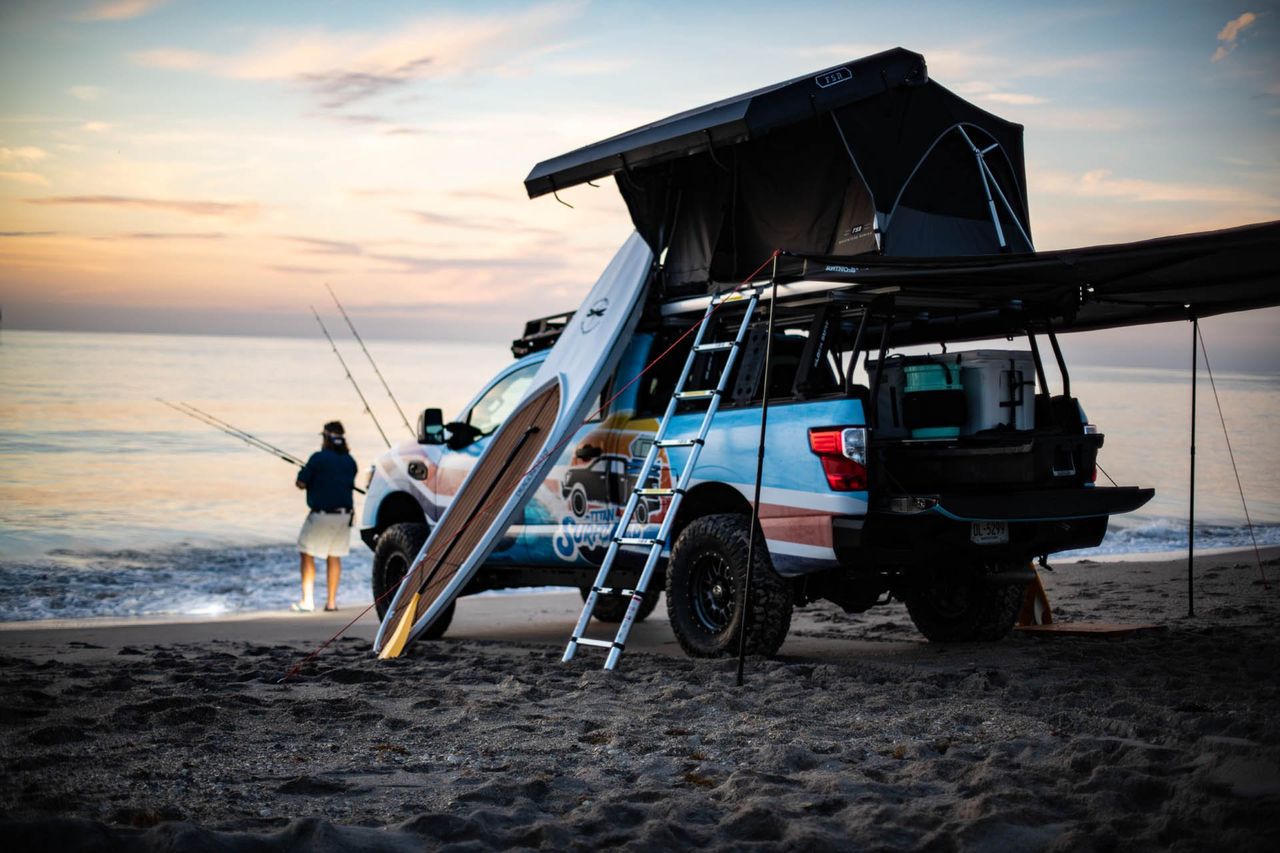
1188, 316, 1197, 618
737, 259, 779, 688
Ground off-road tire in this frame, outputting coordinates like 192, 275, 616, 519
903, 562, 1026, 642
579, 585, 659, 623
665, 513, 793, 658
372, 522, 455, 640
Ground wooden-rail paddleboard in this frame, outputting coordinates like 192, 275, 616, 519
374, 232, 653, 657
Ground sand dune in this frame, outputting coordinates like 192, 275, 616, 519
1, 549, 1278, 851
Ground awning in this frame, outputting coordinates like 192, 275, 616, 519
770, 220, 1280, 342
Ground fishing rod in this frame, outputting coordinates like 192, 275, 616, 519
326, 283, 413, 437
158, 398, 366, 494
173, 400, 306, 466
311, 306, 391, 448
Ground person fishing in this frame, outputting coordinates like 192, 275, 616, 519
293, 421, 358, 612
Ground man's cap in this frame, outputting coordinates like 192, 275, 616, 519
322, 421, 347, 446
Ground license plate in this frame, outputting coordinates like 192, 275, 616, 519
970, 521, 1009, 545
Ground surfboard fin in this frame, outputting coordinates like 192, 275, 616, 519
377, 593, 420, 660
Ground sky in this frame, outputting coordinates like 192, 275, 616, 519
1, 0, 1278, 370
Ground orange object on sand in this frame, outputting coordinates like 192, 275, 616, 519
1017, 565, 1053, 627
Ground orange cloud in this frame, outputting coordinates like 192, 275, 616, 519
25, 195, 261, 219
127, 2, 583, 111
1212, 12, 1258, 61
1033, 168, 1278, 207
72, 0, 168, 23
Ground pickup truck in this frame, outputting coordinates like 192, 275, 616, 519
360, 298, 1152, 656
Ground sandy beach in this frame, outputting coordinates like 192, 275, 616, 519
2, 547, 1278, 851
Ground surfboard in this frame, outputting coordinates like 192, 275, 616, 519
374, 232, 653, 657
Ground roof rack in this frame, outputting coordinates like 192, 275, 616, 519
511, 310, 574, 358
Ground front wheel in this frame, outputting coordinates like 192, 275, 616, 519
665, 514, 793, 658
372, 522, 455, 640
903, 562, 1026, 642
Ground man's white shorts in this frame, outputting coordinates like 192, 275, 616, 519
297, 511, 352, 558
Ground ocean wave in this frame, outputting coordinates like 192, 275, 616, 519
0, 545, 372, 623
1063, 516, 1280, 558
2, 519, 1275, 622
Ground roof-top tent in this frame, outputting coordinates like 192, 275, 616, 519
525, 48, 1033, 296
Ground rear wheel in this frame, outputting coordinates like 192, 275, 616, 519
903, 562, 1026, 642
579, 585, 659, 623
372, 522, 455, 640
665, 514, 793, 658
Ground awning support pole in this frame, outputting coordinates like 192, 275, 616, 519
1188, 315, 1197, 618
737, 257, 779, 688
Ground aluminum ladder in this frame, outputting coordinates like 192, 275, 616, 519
563, 287, 761, 670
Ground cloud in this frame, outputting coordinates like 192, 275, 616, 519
951, 82, 1048, 106
1, 231, 58, 238
73, 0, 168, 22
1212, 12, 1258, 61
129, 48, 213, 70
81, 121, 112, 133
364, 251, 564, 275
25, 195, 261, 219
1032, 168, 1278, 207
1, 171, 50, 186
129, 2, 583, 110
108, 232, 227, 241
267, 264, 337, 276
0, 146, 48, 163
403, 208, 559, 237
285, 236, 364, 256
279, 233, 563, 276
67, 85, 102, 101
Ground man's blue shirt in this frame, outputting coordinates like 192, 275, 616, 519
298, 448, 358, 511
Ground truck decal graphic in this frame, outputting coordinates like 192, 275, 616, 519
553, 508, 616, 562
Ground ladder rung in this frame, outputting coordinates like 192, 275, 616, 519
574, 638, 618, 649
675, 389, 717, 400
711, 291, 749, 305
655, 438, 702, 448
635, 487, 679, 496
592, 586, 638, 596
694, 341, 736, 353
616, 537, 664, 547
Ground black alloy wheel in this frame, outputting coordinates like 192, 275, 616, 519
665, 513, 793, 658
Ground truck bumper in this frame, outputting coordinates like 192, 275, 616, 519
843, 487, 1153, 566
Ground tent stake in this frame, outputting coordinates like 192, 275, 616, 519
737, 261, 779, 687
1188, 316, 1197, 618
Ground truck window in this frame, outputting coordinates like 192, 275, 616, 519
467, 362, 539, 435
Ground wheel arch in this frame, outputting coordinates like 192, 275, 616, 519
375, 491, 427, 536
673, 481, 754, 540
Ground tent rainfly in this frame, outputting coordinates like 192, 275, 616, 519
525, 48, 1033, 294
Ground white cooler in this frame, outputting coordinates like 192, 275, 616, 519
957, 349, 1036, 434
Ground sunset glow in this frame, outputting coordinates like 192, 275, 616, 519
2, 1, 1277, 356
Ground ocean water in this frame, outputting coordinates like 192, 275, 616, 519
1, 329, 1276, 622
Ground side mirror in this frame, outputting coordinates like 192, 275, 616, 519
576, 443, 603, 461
444, 421, 482, 451
417, 408, 445, 444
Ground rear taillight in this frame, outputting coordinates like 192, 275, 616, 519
808, 427, 867, 491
